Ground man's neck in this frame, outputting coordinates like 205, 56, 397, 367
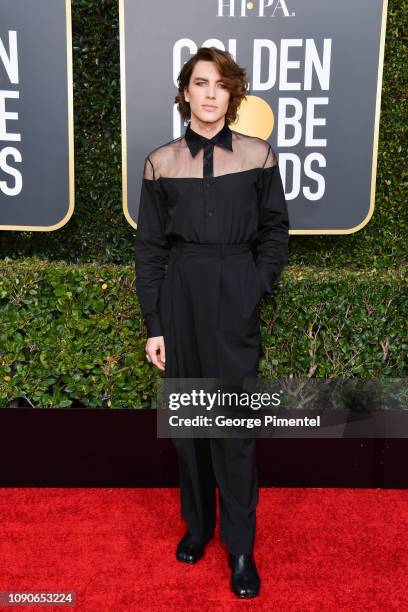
189, 114, 226, 139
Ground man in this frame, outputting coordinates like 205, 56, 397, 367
135, 47, 290, 598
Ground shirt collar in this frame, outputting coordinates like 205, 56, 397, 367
184, 119, 233, 157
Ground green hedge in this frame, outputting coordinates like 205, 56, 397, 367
0, 260, 406, 408
0, 0, 406, 269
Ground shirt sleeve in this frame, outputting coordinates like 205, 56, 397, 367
254, 144, 290, 298
134, 155, 171, 337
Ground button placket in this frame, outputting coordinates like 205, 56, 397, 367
203, 141, 215, 228
203, 140, 214, 178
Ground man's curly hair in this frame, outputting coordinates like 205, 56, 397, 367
175, 47, 248, 125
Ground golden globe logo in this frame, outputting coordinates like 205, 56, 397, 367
217, 0, 294, 18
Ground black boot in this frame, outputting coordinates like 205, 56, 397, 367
176, 530, 212, 564
228, 552, 260, 598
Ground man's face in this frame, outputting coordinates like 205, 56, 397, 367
184, 60, 231, 124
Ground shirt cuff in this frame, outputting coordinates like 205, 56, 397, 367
255, 265, 269, 296
145, 314, 163, 338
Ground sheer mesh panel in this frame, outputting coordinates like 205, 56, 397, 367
144, 131, 278, 179
262, 144, 278, 169
143, 156, 156, 180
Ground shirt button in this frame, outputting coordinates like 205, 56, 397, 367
205, 181, 211, 188
207, 211, 213, 217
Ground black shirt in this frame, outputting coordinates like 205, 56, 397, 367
134, 119, 290, 337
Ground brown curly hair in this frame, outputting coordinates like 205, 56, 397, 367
175, 47, 248, 125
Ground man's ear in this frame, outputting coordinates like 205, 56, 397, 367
184, 86, 189, 103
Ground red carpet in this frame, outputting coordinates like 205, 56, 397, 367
0, 488, 407, 610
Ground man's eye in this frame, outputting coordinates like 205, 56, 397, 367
219, 83, 226, 88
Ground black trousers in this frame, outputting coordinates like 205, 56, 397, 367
171, 436, 258, 554
160, 242, 262, 554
